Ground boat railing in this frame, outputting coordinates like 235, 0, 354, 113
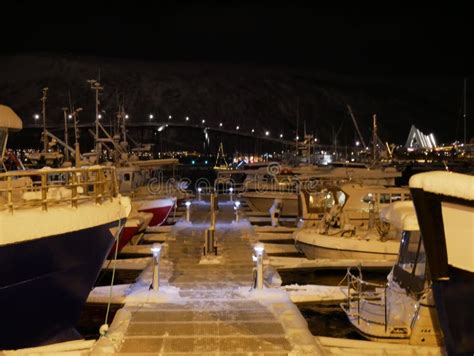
345, 266, 389, 332
0, 166, 120, 213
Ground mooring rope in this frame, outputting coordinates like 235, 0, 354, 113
101, 216, 123, 335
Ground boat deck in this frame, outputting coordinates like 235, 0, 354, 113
91, 199, 322, 354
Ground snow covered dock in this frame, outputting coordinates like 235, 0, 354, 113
91, 199, 323, 354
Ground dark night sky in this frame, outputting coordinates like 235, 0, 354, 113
1, 2, 473, 75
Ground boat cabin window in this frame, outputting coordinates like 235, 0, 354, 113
303, 189, 346, 214
404, 193, 411, 200
391, 193, 402, 202
393, 231, 426, 294
379, 193, 391, 204
0, 129, 7, 157
123, 173, 131, 181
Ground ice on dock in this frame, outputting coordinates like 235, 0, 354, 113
91, 200, 323, 354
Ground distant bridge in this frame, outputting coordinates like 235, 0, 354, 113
24, 121, 298, 146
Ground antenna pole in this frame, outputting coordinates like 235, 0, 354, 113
41, 88, 49, 152
87, 79, 103, 162
372, 114, 377, 162
463, 78, 467, 144
62, 107, 69, 161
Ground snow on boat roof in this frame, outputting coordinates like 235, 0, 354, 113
409, 171, 474, 201
0, 105, 22, 131
380, 201, 419, 231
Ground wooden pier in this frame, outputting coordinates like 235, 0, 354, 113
91, 199, 322, 354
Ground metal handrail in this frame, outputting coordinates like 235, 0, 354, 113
346, 267, 389, 332
0, 166, 119, 213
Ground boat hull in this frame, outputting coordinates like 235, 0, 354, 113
134, 198, 175, 226
0, 220, 122, 349
295, 231, 399, 261
108, 223, 140, 259
241, 192, 298, 215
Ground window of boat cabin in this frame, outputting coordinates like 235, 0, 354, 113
124, 173, 131, 181
391, 193, 402, 202
305, 188, 345, 214
394, 231, 426, 294
0, 129, 7, 157
379, 193, 391, 204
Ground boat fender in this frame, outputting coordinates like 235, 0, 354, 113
99, 323, 109, 336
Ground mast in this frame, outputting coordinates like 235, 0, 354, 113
295, 97, 299, 153
87, 78, 103, 161
463, 78, 467, 144
347, 105, 367, 149
62, 107, 69, 161
372, 114, 377, 162
40, 87, 48, 152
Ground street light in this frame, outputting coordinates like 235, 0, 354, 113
168, 115, 172, 119
219, 122, 223, 127
185, 201, 191, 222
234, 200, 241, 222
149, 114, 154, 119
265, 131, 270, 136
251, 129, 255, 133
253, 243, 265, 289
236, 126, 240, 130
34, 114, 40, 120
185, 116, 189, 121
279, 133, 283, 138
150, 243, 162, 291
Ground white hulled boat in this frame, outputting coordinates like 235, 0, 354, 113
409, 171, 474, 354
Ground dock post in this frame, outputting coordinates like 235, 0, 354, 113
210, 192, 218, 229
254, 243, 265, 289
197, 187, 202, 201
234, 200, 240, 222
229, 187, 233, 201
185, 201, 191, 222
151, 243, 162, 291
204, 228, 215, 255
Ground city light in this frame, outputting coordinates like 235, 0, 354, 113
168, 115, 172, 119
219, 122, 223, 127
236, 126, 240, 130
34, 114, 40, 119
149, 114, 154, 119
296, 136, 299, 140
202, 119, 205, 124
186, 116, 189, 121
125, 114, 129, 119
355, 141, 360, 147
265, 131, 270, 136
279, 133, 283, 138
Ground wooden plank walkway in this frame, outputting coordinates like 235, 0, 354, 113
92, 199, 322, 354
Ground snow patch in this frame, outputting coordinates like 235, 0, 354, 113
409, 171, 474, 200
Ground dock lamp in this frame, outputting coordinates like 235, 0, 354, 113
150, 243, 162, 291
253, 243, 265, 289
229, 187, 234, 201
185, 201, 191, 222
197, 187, 202, 201
234, 200, 241, 222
